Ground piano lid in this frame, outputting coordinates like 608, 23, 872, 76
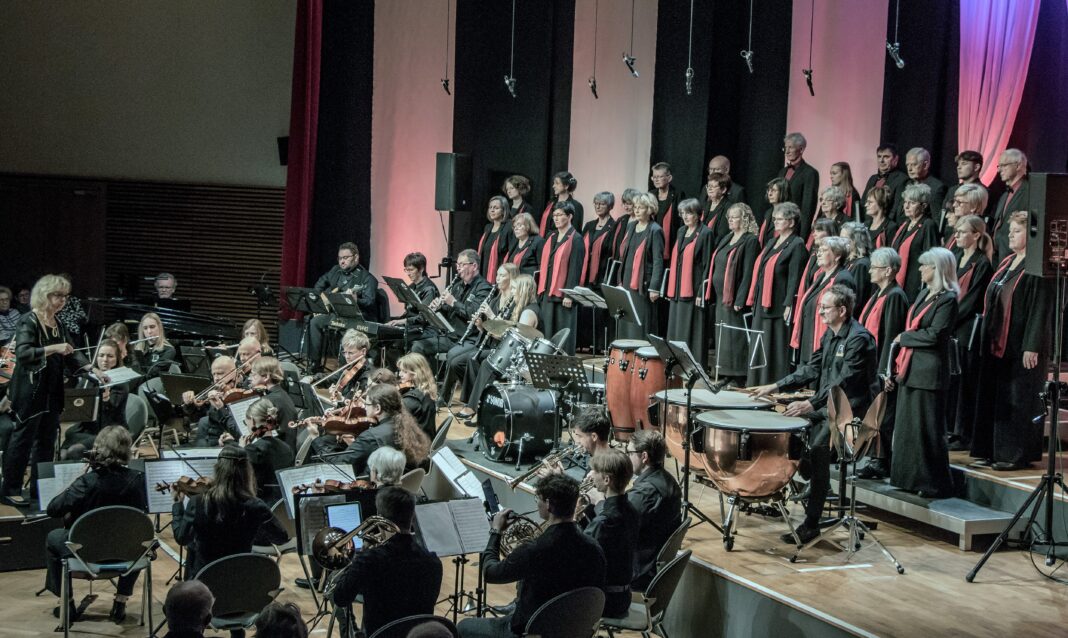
86, 298, 240, 342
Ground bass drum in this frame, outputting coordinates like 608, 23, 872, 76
487, 328, 532, 376
695, 410, 809, 499
605, 339, 649, 441
654, 389, 773, 471
628, 347, 679, 436
478, 383, 557, 462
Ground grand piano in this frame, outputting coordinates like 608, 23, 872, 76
86, 298, 240, 343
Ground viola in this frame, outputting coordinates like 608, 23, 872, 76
291, 478, 374, 495
154, 475, 213, 496
221, 385, 268, 405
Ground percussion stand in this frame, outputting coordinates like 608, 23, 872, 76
679, 372, 724, 532
526, 353, 592, 452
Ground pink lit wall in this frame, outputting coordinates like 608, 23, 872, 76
568, 0, 659, 214
370, 0, 455, 313
786, 0, 889, 188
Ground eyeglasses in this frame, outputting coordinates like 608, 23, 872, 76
625, 447, 639, 455
456, 261, 474, 267
818, 304, 842, 312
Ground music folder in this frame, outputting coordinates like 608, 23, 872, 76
414, 498, 491, 557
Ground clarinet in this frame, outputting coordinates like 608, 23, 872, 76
459, 284, 499, 343
476, 296, 516, 357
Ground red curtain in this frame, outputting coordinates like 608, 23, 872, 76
280, 0, 323, 319
958, 0, 1040, 186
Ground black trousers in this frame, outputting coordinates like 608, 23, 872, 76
45, 527, 139, 597
307, 314, 335, 370
2, 409, 59, 497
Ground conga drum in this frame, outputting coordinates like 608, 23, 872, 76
605, 339, 649, 441
628, 347, 679, 435
695, 410, 809, 498
654, 389, 773, 471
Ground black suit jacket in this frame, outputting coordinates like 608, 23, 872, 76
336, 418, 395, 476
779, 160, 819, 239
172, 494, 287, 578
991, 177, 1030, 262
626, 466, 682, 589
584, 495, 639, 618
897, 291, 958, 391
265, 384, 299, 449
862, 171, 909, 221
47, 465, 147, 527
314, 265, 378, 313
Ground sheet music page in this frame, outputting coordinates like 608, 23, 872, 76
451, 498, 492, 554
298, 494, 346, 555
100, 366, 141, 387
36, 477, 62, 511
162, 447, 223, 459
144, 458, 218, 514
277, 464, 358, 519
414, 501, 463, 557
431, 447, 468, 482
456, 471, 485, 501
228, 396, 258, 437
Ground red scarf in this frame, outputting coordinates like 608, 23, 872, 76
845, 192, 855, 218
583, 226, 610, 286
957, 259, 977, 298
987, 256, 1024, 358
790, 270, 839, 350
893, 295, 939, 382
479, 230, 502, 284
627, 234, 649, 290
510, 240, 532, 267
539, 200, 555, 237
747, 243, 785, 308
538, 229, 581, 298
860, 289, 891, 343
667, 232, 699, 299
892, 222, 922, 287
705, 238, 739, 302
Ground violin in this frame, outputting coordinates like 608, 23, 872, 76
0, 341, 14, 386
154, 476, 213, 496
291, 478, 374, 495
290, 411, 376, 438
221, 385, 268, 405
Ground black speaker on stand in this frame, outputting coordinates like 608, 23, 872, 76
435, 153, 472, 212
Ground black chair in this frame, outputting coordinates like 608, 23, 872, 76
195, 553, 283, 634
374, 288, 391, 323
523, 586, 605, 638
600, 550, 692, 638
369, 613, 458, 638
634, 515, 692, 595
430, 415, 454, 452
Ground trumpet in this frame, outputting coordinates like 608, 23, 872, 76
500, 512, 544, 557
509, 443, 580, 489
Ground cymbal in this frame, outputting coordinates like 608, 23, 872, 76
481, 319, 544, 341
513, 324, 544, 340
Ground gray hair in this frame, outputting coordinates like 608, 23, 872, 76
621, 188, 641, 205
870, 247, 902, 273
784, 132, 807, 150
918, 247, 960, 297
773, 201, 801, 223
341, 328, 370, 351
906, 147, 931, 164
1000, 148, 1028, 167
368, 446, 406, 486
593, 191, 615, 209
902, 182, 932, 206
955, 183, 989, 214
841, 222, 872, 258
821, 186, 846, 211
820, 236, 851, 264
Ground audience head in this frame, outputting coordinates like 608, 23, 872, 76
376, 485, 417, 531
164, 580, 214, 633
535, 473, 580, 521
154, 273, 177, 299
254, 602, 308, 638
0, 286, 11, 313
570, 406, 611, 453
30, 274, 71, 314
368, 446, 407, 486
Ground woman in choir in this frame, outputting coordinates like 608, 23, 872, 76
945, 215, 994, 452
60, 339, 130, 460
745, 203, 808, 385
945, 183, 989, 250
617, 192, 665, 340
665, 199, 714, 368
887, 247, 958, 497
131, 312, 176, 378
611, 188, 638, 260
855, 248, 909, 480
706, 203, 760, 384
790, 236, 855, 365
477, 195, 515, 285
396, 353, 439, 439
808, 187, 848, 248
503, 174, 533, 219
538, 171, 583, 237
505, 212, 542, 277
829, 162, 862, 220
841, 222, 873, 312
758, 178, 791, 246
970, 212, 1051, 471
864, 185, 897, 250
242, 318, 274, 355
890, 183, 940, 301
702, 173, 731, 245
538, 201, 585, 354
799, 218, 841, 293
582, 192, 618, 289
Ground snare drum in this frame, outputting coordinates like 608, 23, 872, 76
518, 338, 563, 382
695, 410, 809, 498
488, 328, 532, 375
478, 383, 557, 462
605, 340, 649, 439
628, 347, 679, 436
654, 389, 773, 470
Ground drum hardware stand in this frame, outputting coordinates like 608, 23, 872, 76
601, 284, 643, 342
679, 373, 723, 533
561, 287, 607, 355
968, 234, 1068, 583
722, 490, 798, 551
526, 352, 592, 452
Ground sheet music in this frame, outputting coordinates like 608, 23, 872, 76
228, 396, 259, 437
100, 366, 142, 387
431, 447, 484, 501
451, 498, 492, 554
277, 464, 359, 518
415, 502, 463, 556
36, 477, 62, 511
143, 459, 218, 514
298, 494, 346, 555
162, 447, 223, 459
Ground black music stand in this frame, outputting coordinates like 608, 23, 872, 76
561, 286, 608, 355
180, 346, 211, 376
286, 287, 331, 362
525, 352, 591, 464
663, 339, 723, 532
601, 284, 642, 338
383, 275, 423, 351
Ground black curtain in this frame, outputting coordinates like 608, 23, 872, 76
879, 0, 960, 182
452, 0, 575, 255
308, 0, 375, 282
651, 0, 793, 220
1008, 0, 1068, 174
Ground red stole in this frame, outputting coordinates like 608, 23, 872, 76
957, 259, 977, 298
539, 200, 555, 237
583, 227, 610, 286
874, 175, 887, 189
538, 229, 580, 298
892, 222, 922, 287
667, 232, 698, 299
705, 238, 740, 302
844, 193, 855, 218
860, 290, 890, 343
758, 218, 769, 246
893, 295, 939, 381
628, 234, 649, 290
510, 241, 531, 267
987, 256, 1024, 358
479, 230, 502, 284
944, 235, 957, 250
747, 243, 785, 309
790, 270, 839, 350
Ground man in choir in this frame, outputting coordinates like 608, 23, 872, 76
650, 162, 685, 259
307, 242, 379, 374
862, 144, 909, 219
154, 273, 178, 300
626, 429, 682, 590
387, 252, 441, 339
942, 150, 984, 215
778, 132, 819, 241
705, 155, 747, 205
897, 147, 946, 223
458, 473, 606, 638
753, 284, 879, 543
990, 148, 1030, 262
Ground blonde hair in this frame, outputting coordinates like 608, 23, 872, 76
246, 398, 279, 428
135, 312, 171, 353
341, 329, 370, 351
631, 192, 658, 218
30, 274, 71, 313
512, 212, 540, 237
251, 356, 284, 384
397, 353, 437, 400
727, 203, 759, 235
918, 247, 960, 297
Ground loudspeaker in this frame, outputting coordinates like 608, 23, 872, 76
277, 137, 289, 166
1024, 173, 1068, 277
435, 152, 472, 212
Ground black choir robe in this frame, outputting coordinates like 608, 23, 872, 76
477, 222, 516, 284
843, 186, 863, 221
538, 227, 586, 354
971, 256, 1051, 466
757, 207, 777, 247
867, 218, 898, 250
610, 213, 632, 263
701, 182, 747, 207
890, 217, 940, 301
708, 232, 760, 377
858, 283, 909, 459
665, 226, 714, 369
946, 250, 993, 446
791, 267, 856, 366
891, 290, 957, 496
702, 199, 731, 247
617, 221, 665, 340
581, 218, 617, 289
538, 197, 584, 237
893, 176, 947, 223
847, 257, 872, 316
990, 177, 1030, 263
510, 199, 534, 219
745, 234, 808, 385
506, 235, 544, 277
862, 170, 909, 222
653, 185, 685, 260
778, 160, 819, 240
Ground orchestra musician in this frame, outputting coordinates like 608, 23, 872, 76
386, 252, 441, 338
457, 473, 606, 638
234, 336, 263, 380
862, 144, 909, 221
0, 286, 21, 342
244, 356, 298, 449
104, 322, 134, 368
616, 192, 666, 340
746, 203, 808, 386
778, 132, 820, 241
44, 426, 147, 622
411, 249, 492, 360
885, 248, 958, 497
538, 200, 585, 354
2, 274, 90, 507
478, 196, 516, 285
707, 204, 760, 385
840, 222, 873, 312
367, 445, 407, 486
503, 174, 534, 219
758, 177, 791, 246
650, 162, 685, 258
582, 450, 638, 619
625, 430, 682, 591
396, 352, 439, 438
331, 487, 443, 637
854, 248, 909, 481
326, 383, 431, 475
971, 212, 1051, 471
330, 330, 372, 402
218, 398, 294, 502
172, 445, 288, 579
181, 356, 241, 447
154, 272, 179, 301
791, 236, 856, 366
131, 312, 176, 378
241, 319, 275, 355
864, 185, 897, 250
665, 198, 714, 369
829, 162, 863, 220
538, 171, 583, 237
891, 183, 941, 301
753, 284, 879, 543
60, 338, 130, 460
504, 212, 543, 277
307, 242, 379, 374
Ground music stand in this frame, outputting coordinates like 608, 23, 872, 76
663, 339, 722, 532
525, 352, 592, 464
561, 286, 608, 355
60, 388, 99, 422
383, 275, 424, 351
601, 284, 642, 339
285, 287, 331, 360
180, 346, 211, 376
159, 373, 211, 403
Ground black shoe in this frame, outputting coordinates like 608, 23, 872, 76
2, 494, 29, 508
781, 524, 819, 545
488, 601, 516, 615
109, 600, 126, 622
969, 458, 993, 468
992, 461, 1027, 472
295, 577, 319, 590
947, 439, 969, 452
856, 459, 888, 480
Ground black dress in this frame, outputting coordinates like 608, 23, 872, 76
890, 290, 957, 496
745, 234, 807, 385
971, 256, 1051, 466
132, 344, 177, 379
617, 221, 665, 340
867, 218, 898, 250
858, 284, 909, 459
890, 217, 940, 301
665, 226, 714, 369
172, 493, 287, 578
708, 232, 759, 378
946, 250, 993, 448
505, 235, 543, 277
702, 199, 730, 247
653, 186, 684, 260
477, 222, 516, 284
791, 267, 856, 366
847, 257, 872, 315
538, 227, 585, 354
